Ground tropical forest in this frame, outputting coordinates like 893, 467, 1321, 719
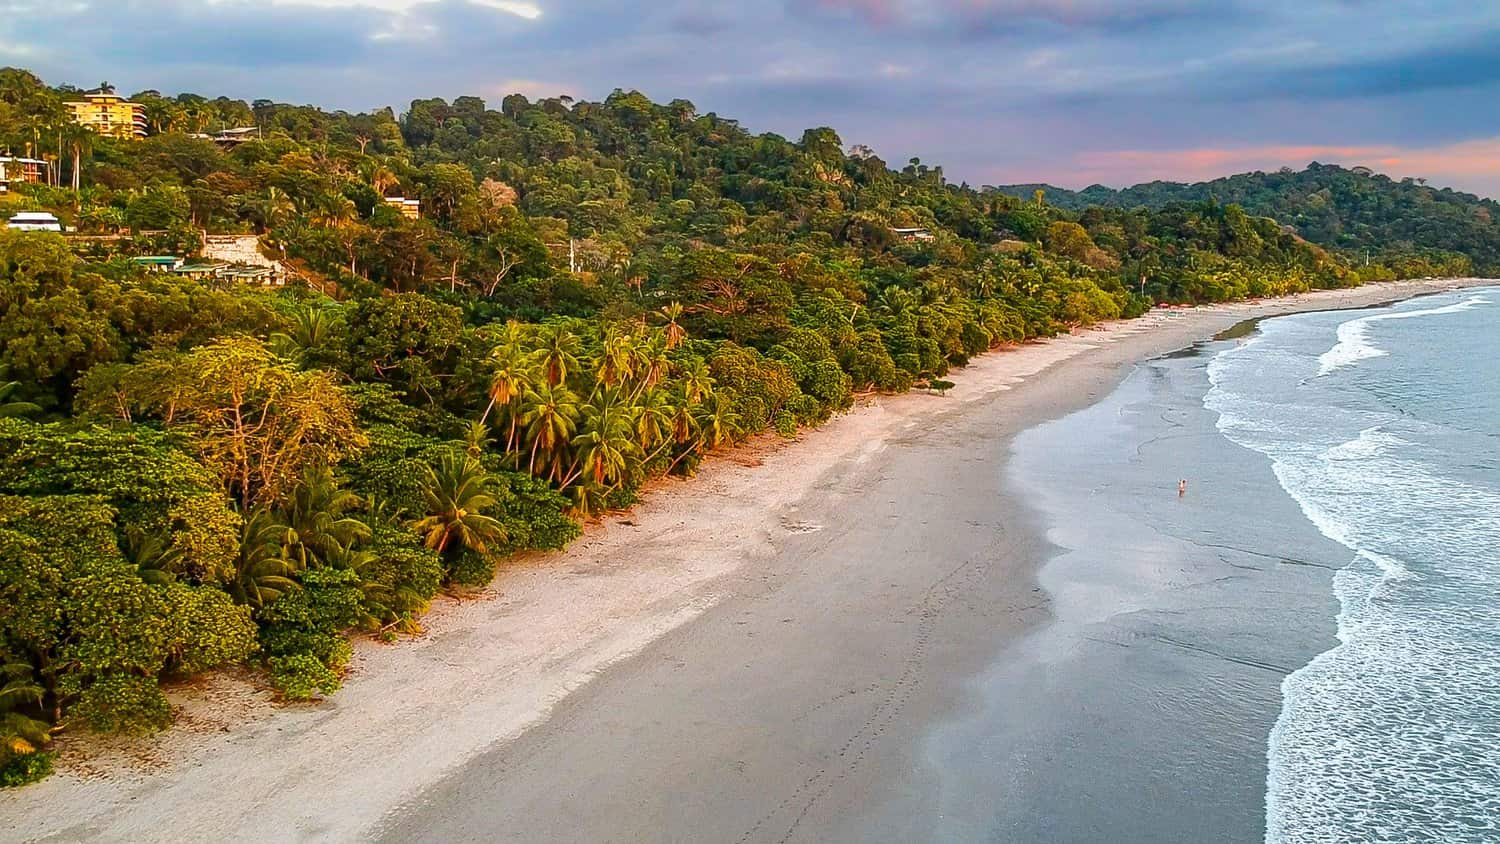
0, 66, 1476, 786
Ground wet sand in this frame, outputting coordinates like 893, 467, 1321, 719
925, 333, 1348, 842
2, 278, 1488, 843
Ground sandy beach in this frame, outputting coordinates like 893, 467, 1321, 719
1, 277, 1489, 843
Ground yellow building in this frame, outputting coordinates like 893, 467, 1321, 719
383, 196, 421, 219
65, 91, 147, 140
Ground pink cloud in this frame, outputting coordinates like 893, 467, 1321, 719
996, 138, 1500, 198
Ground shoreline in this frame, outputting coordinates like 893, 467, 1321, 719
4, 277, 1492, 842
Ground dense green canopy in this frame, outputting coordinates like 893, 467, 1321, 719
0, 67, 1468, 786
999, 163, 1497, 273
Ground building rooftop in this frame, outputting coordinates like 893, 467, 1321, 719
173, 261, 230, 273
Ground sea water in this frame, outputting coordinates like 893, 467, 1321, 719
1205, 288, 1500, 842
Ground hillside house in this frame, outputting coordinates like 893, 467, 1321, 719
0, 156, 46, 193
383, 196, 421, 219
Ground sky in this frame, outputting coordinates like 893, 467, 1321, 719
6, 0, 1500, 197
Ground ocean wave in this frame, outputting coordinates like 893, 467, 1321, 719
1206, 301, 1500, 843
1316, 295, 1490, 377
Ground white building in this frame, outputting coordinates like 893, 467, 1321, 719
7, 212, 61, 231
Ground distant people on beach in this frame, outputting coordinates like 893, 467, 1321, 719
1178, 479, 1188, 497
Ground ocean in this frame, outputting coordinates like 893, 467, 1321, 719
1207, 288, 1500, 842
924, 286, 1499, 843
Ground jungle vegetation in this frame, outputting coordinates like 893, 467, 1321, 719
0, 68, 1471, 785
999, 163, 1500, 273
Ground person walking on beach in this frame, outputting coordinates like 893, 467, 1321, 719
1178, 479, 1187, 497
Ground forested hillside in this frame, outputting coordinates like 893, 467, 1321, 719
0, 67, 1468, 786
998, 163, 1500, 272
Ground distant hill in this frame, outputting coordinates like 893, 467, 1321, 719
996, 163, 1500, 272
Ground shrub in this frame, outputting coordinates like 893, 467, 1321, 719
0, 751, 53, 788
268, 654, 340, 700
445, 549, 497, 587
69, 675, 173, 735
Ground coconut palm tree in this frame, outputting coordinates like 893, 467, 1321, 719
479, 330, 534, 441
410, 452, 507, 558
183, 103, 212, 133
141, 98, 181, 135
631, 332, 671, 399
370, 163, 399, 196
270, 305, 341, 365
530, 323, 581, 387
633, 386, 674, 457
564, 387, 639, 490
293, 305, 338, 351
666, 383, 700, 446
461, 419, 494, 457
520, 382, 580, 479
595, 325, 640, 388
309, 190, 356, 228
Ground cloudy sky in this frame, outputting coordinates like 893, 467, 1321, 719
7, 1, 1500, 196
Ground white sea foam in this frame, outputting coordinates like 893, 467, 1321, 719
1206, 294, 1500, 843
1316, 295, 1490, 376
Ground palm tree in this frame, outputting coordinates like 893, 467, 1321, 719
666, 383, 701, 446
875, 285, 913, 316
520, 382, 581, 479
244, 186, 294, 233
370, 163, 399, 196
461, 419, 493, 456
595, 325, 639, 388
141, 98, 181, 135
271, 306, 340, 365
364, 493, 406, 529
61, 123, 92, 199
123, 527, 183, 585
184, 103, 212, 133
0, 663, 50, 766
309, 190, 356, 228
0, 381, 40, 418
678, 359, 715, 404
410, 452, 507, 558
478, 330, 534, 441
530, 323, 581, 386
230, 508, 299, 610
293, 305, 338, 351
564, 387, 640, 490
633, 386, 674, 457
632, 332, 670, 399
694, 392, 743, 451
280, 465, 370, 569
658, 302, 688, 349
